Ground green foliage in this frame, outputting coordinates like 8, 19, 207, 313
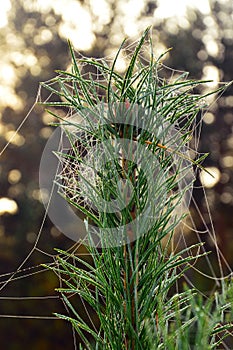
43, 29, 232, 349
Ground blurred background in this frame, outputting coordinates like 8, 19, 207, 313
0, 0, 232, 349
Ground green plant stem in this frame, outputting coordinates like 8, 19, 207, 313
120, 123, 138, 349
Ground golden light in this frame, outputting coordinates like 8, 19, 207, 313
221, 155, 233, 168
8, 169, 22, 184
205, 39, 219, 57
0, 63, 16, 84
10, 51, 25, 66
8, 183, 25, 197
42, 112, 56, 124
5, 130, 25, 146
0, 197, 18, 215
225, 96, 233, 107
30, 65, 42, 76
203, 112, 215, 125
115, 57, 128, 73
39, 188, 49, 203
119, 0, 145, 36
89, 0, 111, 28
220, 191, 233, 204
197, 50, 208, 61
199, 167, 221, 188
154, 0, 210, 19
0, 86, 23, 111
202, 65, 219, 88
226, 136, 233, 148
39, 127, 53, 139
34, 28, 53, 45
0, 0, 11, 28
57, 1, 95, 50
24, 52, 38, 67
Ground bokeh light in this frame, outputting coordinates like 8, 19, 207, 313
200, 167, 221, 188
0, 197, 18, 215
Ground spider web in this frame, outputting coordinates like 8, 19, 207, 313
0, 35, 232, 349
